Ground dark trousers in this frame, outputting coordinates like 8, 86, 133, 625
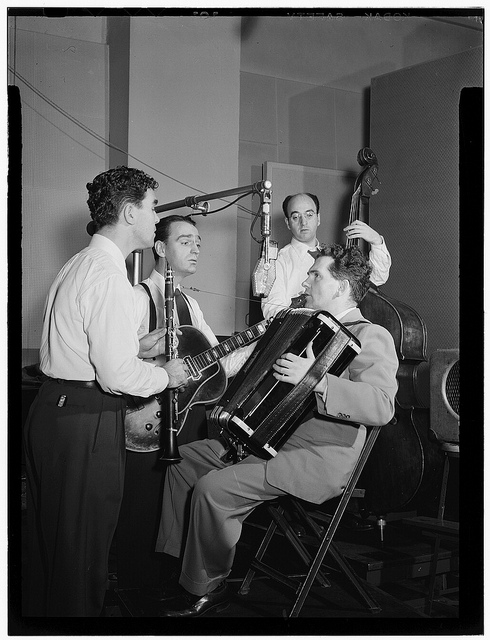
115, 404, 207, 589
22, 379, 126, 616
115, 449, 166, 589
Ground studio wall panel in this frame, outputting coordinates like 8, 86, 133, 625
369, 46, 482, 355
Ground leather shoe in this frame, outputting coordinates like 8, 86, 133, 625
159, 581, 230, 617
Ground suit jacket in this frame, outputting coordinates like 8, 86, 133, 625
265, 307, 399, 504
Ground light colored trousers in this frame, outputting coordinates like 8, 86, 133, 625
156, 438, 288, 596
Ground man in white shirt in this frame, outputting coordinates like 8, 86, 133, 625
261, 192, 392, 320
117, 214, 253, 592
22, 166, 188, 617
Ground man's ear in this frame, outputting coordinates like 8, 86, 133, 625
334, 279, 348, 298
284, 216, 291, 231
154, 239, 166, 259
122, 202, 135, 225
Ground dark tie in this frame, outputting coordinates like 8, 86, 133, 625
174, 288, 192, 326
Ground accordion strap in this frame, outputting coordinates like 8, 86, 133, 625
290, 321, 369, 411
282, 321, 369, 427
262, 337, 345, 432
293, 342, 339, 400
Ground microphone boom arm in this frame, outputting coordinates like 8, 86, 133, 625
155, 180, 271, 214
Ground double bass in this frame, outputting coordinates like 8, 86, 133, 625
348, 148, 443, 521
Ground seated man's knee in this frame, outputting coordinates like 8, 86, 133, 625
194, 470, 227, 504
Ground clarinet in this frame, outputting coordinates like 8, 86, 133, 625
159, 261, 182, 462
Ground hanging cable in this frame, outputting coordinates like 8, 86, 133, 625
8, 65, 260, 218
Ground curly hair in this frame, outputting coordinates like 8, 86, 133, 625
315, 243, 372, 304
282, 192, 320, 218
86, 166, 159, 232
152, 214, 196, 261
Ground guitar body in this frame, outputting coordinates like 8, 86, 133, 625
125, 325, 227, 452
152, 325, 229, 414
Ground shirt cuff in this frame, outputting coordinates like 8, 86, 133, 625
147, 361, 170, 393
370, 236, 389, 253
315, 374, 329, 405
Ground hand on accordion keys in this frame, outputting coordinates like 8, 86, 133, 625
272, 341, 316, 386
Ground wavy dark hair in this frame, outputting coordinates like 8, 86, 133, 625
152, 214, 196, 261
282, 192, 320, 218
315, 243, 372, 304
86, 166, 159, 232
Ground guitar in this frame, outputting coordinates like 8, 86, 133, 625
124, 320, 268, 452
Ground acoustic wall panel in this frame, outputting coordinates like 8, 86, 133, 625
369, 47, 482, 355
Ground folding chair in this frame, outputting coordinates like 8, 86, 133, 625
238, 423, 383, 618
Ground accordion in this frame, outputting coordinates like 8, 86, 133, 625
210, 308, 361, 460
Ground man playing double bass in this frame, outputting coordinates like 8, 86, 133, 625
145, 243, 399, 617
261, 192, 391, 320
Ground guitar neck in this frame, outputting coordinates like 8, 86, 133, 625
189, 321, 267, 372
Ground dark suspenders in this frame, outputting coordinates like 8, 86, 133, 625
139, 282, 157, 332
139, 282, 192, 333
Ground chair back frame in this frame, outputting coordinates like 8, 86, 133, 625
239, 423, 383, 618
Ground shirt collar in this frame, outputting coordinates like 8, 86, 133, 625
150, 268, 165, 288
290, 236, 320, 257
150, 268, 182, 292
90, 234, 127, 275
336, 306, 358, 321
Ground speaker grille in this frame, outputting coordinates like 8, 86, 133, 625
445, 360, 460, 416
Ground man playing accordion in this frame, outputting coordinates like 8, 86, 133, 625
147, 243, 399, 617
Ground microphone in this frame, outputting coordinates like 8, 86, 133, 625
252, 238, 278, 298
252, 184, 278, 298
251, 179, 272, 194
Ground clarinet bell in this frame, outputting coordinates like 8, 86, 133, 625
159, 430, 182, 462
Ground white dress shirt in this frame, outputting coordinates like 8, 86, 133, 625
261, 236, 392, 320
134, 269, 252, 378
40, 234, 169, 396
